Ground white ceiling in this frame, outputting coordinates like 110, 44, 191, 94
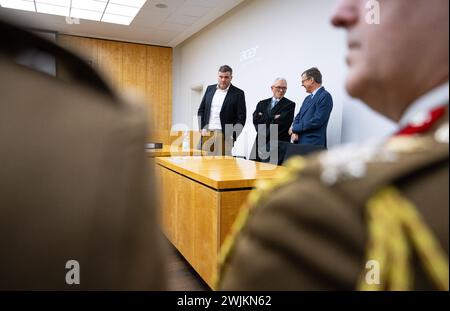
0, 0, 245, 47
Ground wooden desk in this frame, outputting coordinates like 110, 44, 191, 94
146, 146, 202, 157
155, 156, 283, 288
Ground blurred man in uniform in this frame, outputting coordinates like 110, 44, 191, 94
0, 21, 164, 290
218, 0, 449, 290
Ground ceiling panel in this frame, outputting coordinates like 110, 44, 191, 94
0, 0, 245, 47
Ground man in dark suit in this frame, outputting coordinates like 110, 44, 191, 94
251, 78, 295, 163
290, 67, 333, 148
198, 65, 246, 155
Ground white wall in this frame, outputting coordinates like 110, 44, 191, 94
172, 0, 394, 157
341, 98, 397, 144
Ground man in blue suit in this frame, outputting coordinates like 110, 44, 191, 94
290, 67, 333, 148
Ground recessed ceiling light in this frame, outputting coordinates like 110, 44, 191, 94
36, 0, 70, 6
36, 3, 69, 17
101, 13, 133, 26
110, 0, 147, 7
105, 3, 140, 17
0, 0, 35, 12
155, 3, 168, 9
71, 0, 107, 13
0, 0, 147, 25
71, 8, 102, 21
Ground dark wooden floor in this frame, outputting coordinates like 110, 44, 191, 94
164, 238, 211, 291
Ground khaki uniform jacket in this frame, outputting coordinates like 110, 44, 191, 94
219, 112, 449, 290
0, 21, 164, 290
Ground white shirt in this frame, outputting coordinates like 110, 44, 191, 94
398, 82, 449, 129
208, 85, 229, 130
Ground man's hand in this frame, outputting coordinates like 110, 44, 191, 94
288, 126, 293, 135
258, 112, 263, 116
274, 114, 281, 120
291, 133, 299, 143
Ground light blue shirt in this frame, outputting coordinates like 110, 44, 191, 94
271, 97, 280, 109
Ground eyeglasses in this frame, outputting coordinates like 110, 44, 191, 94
273, 86, 287, 91
301, 78, 311, 84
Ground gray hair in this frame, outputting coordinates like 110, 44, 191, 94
302, 68, 322, 84
272, 77, 287, 85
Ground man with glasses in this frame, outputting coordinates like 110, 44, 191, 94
289, 67, 333, 148
251, 78, 295, 163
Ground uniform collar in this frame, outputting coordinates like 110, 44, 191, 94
399, 82, 449, 129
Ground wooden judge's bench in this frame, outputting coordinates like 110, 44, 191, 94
154, 156, 283, 288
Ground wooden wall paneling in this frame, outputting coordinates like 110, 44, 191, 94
97, 40, 123, 91
77, 37, 98, 67
146, 46, 172, 144
57, 35, 98, 66
57, 35, 99, 77
121, 42, 146, 99
57, 35, 173, 145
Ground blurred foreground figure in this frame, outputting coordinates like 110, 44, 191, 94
0, 21, 164, 290
219, 0, 448, 290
